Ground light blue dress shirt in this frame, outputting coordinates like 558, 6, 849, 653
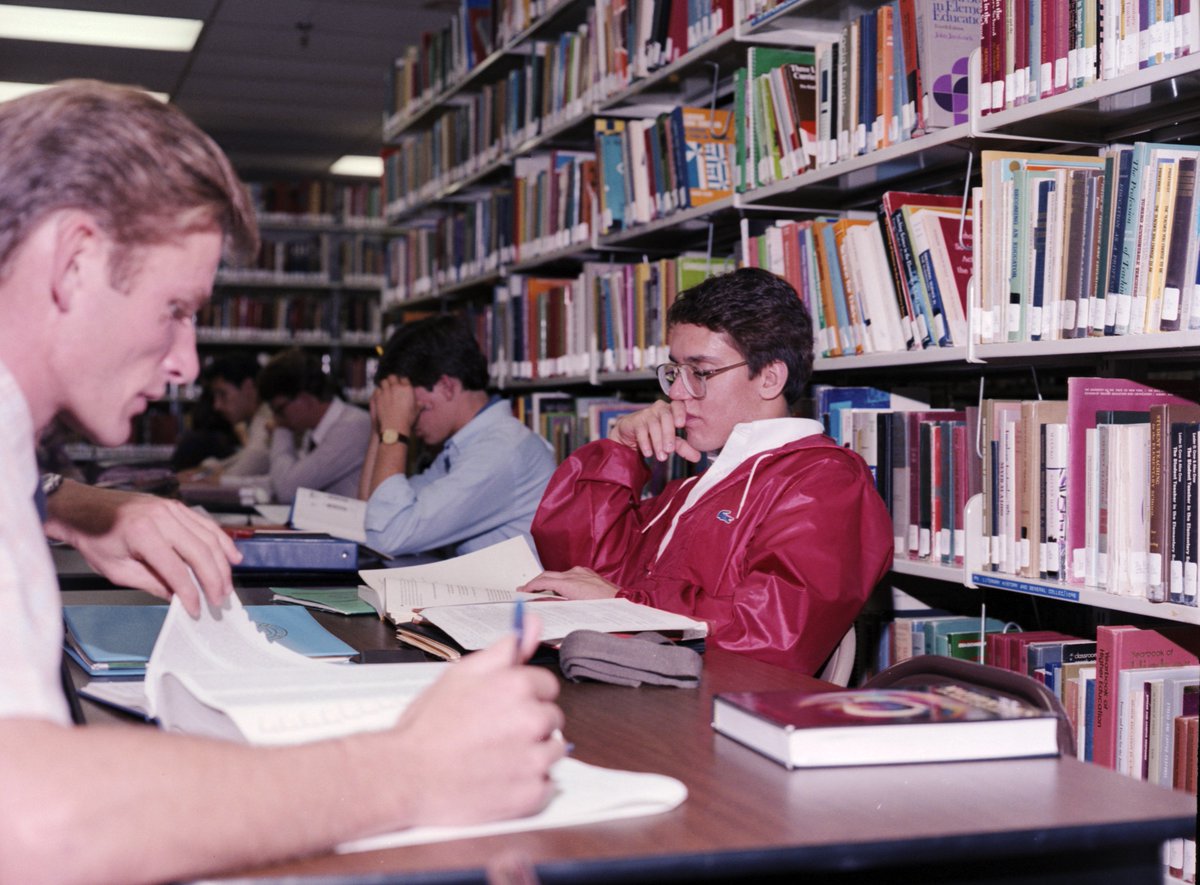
365, 398, 556, 556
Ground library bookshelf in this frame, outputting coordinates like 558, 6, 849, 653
201, 188, 394, 405
378, 0, 1200, 638
375, 5, 1200, 874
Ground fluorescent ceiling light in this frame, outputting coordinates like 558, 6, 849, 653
0, 80, 169, 103
0, 4, 203, 51
331, 155, 384, 178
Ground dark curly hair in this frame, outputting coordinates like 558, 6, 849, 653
667, 267, 813, 405
376, 315, 488, 391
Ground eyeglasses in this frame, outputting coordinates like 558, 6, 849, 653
656, 361, 748, 399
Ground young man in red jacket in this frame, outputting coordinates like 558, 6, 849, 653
521, 267, 894, 674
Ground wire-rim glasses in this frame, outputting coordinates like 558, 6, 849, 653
656, 361, 748, 398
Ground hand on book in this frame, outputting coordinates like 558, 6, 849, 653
388, 612, 567, 827
42, 481, 239, 615
517, 567, 620, 600
608, 400, 702, 463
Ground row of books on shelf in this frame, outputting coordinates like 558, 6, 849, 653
977, 377, 1200, 607
980, 0, 1199, 115
977, 143, 1200, 345
742, 136, 1200, 357
385, 19, 597, 215
592, 0, 733, 95
813, 385, 978, 566
386, 0, 737, 130
386, 110, 481, 211
247, 179, 385, 226
196, 293, 382, 343
383, 193, 511, 302
488, 253, 735, 381
387, 0, 565, 120
594, 107, 735, 233
386, 0, 978, 224
512, 391, 644, 459
221, 232, 390, 287
818, 378, 1200, 609
385, 149, 597, 300
738, 0, 1198, 125
513, 151, 597, 260
744, 190, 972, 355
735, 4, 974, 192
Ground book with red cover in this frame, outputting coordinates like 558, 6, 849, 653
986, 629, 1077, 671
1065, 377, 1199, 583
1094, 624, 1200, 770
712, 684, 1060, 769
664, 0, 689, 65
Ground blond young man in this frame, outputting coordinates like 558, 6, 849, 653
0, 80, 562, 885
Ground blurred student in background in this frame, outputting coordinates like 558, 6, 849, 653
176, 351, 268, 483
256, 348, 371, 502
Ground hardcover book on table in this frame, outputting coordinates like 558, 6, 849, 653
711, 684, 1060, 769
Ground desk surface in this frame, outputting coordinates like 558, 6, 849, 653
63, 589, 1197, 885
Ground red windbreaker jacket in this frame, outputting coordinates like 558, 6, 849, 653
532, 435, 894, 673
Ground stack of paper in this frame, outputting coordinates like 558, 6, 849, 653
357, 537, 709, 650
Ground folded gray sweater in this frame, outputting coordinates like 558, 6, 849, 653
557, 630, 702, 688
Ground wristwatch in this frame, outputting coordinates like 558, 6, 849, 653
40, 472, 64, 497
379, 429, 410, 446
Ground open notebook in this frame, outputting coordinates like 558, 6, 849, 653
128, 590, 686, 850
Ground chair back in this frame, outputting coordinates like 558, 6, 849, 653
862, 655, 1076, 756
818, 626, 857, 687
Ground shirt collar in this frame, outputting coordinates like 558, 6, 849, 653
710, 416, 825, 468
442, 395, 505, 455
0, 357, 39, 507
310, 397, 348, 448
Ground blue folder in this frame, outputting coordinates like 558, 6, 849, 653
63, 604, 356, 676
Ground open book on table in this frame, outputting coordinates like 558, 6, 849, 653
133, 590, 686, 847
357, 536, 710, 651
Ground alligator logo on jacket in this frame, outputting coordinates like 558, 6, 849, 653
715, 509, 734, 524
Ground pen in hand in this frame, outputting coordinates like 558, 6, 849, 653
511, 599, 573, 755
512, 597, 526, 665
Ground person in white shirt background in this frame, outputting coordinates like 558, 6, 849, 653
177, 350, 271, 486
255, 347, 372, 502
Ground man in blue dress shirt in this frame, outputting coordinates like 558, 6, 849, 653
359, 316, 556, 556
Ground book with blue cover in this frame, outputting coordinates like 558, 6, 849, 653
63, 603, 356, 675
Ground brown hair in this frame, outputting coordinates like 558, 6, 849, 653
669, 267, 814, 406
0, 79, 258, 285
